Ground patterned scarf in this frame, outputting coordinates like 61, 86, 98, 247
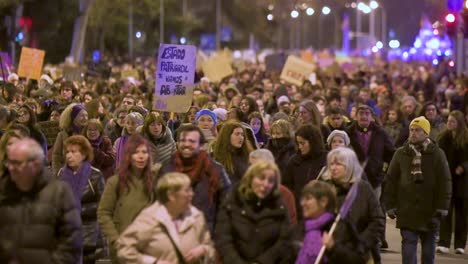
61, 161, 92, 211
174, 150, 220, 206
296, 212, 335, 264
408, 138, 432, 183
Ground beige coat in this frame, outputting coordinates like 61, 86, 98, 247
117, 202, 215, 264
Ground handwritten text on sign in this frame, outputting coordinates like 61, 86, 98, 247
155, 44, 196, 113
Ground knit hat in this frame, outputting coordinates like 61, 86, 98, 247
71, 104, 85, 121
410, 116, 431, 135
196, 109, 217, 125
277, 95, 290, 106
213, 108, 227, 121
40, 74, 53, 85
327, 130, 350, 147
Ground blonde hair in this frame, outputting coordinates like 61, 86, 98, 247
156, 172, 191, 203
239, 161, 281, 200
270, 119, 294, 139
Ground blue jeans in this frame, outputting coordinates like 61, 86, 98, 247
400, 219, 439, 264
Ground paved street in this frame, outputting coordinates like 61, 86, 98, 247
382, 218, 468, 263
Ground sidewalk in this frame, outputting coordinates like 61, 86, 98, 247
382, 218, 468, 263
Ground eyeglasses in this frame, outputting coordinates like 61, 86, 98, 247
3, 159, 34, 168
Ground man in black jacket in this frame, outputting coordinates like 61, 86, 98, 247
385, 116, 451, 264
0, 138, 82, 264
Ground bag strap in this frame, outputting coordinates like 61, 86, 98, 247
161, 224, 187, 264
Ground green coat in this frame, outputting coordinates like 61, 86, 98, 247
97, 175, 154, 262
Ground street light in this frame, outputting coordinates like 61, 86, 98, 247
267, 14, 274, 21
322, 6, 331, 15
291, 10, 299, 18
370, 1, 379, 9
306, 7, 315, 16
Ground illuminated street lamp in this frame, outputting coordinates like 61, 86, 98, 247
370, 1, 379, 9
291, 10, 299, 18
322, 6, 331, 15
267, 14, 274, 21
306, 7, 315, 16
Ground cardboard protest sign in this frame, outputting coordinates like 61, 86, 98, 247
121, 68, 139, 80
300, 50, 314, 63
17, 47, 45, 80
201, 55, 233, 83
280, 55, 315, 86
155, 44, 197, 113
63, 65, 84, 82
0, 52, 12, 79
265, 53, 287, 72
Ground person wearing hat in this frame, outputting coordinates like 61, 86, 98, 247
195, 109, 218, 148
326, 129, 351, 150
52, 103, 89, 175
385, 116, 452, 264
345, 104, 395, 260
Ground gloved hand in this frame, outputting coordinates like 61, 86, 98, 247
387, 208, 397, 219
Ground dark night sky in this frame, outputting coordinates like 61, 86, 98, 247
384, 0, 445, 46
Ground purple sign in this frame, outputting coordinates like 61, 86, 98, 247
0, 52, 12, 79
447, 0, 463, 12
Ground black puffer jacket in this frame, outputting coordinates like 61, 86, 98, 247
0, 168, 82, 264
215, 185, 293, 264
267, 139, 296, 179
58, 166, 106, 263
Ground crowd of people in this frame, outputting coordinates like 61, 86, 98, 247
0, 55, 466, 264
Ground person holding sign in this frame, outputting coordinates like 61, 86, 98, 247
317, 147, 385, 263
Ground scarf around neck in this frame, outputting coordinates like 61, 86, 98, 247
408, 138, 432, 183
174, 150, 220, 205
296, 212, 335, 264
89, 136, 103, 148
61, 161, 92, 210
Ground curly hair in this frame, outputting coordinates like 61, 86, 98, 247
212, 121, 254, 174
117, 134, 154, 196
64, 135, 94, 162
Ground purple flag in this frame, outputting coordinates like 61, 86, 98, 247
339, 180, 359, 218
0, 52, 12, 79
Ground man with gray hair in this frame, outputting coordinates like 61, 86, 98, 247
0, 138, 82, 263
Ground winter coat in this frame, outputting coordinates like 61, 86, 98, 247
58, 166, 105, 263
28, 125, 48, 156
0, 168, 82, 264
384, 140, 452, 232
143, 127, 176, 166
383, 120, 408, 148
90, 136, 116, 180
438, 133, 468, 198
346, 122, 395, 188
320, 180, 384, 263
52, 130, 70, 176
160, 155, 231, 232
267, 139, 296, 179
284, 151, 328, 219
97, 174, 155, 262
428, 116, 447, 142
117, 202, 215, 264
215, 186, 293, 264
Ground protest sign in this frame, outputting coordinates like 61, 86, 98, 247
121, 68, 139, 80
201, 54, 233, 83
0, 52, 12, 79
155, 44, 197, 113
17, 47, 45, 80
63, 65, 84, 82
280, 55, 315, 86
300, 50, 314, 63
265, 53, 287, 72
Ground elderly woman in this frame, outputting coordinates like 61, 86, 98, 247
98, 134, 159, 263
83, 119, 116, 180
52, 103, 88, 175
57, 135, 105, 264
212, 121, 254, 185
141, 112, 176, 166
317, 147, 385, 263
117, 172, 215, 264
215, 161, 293, 263
114, 112, 144, 168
